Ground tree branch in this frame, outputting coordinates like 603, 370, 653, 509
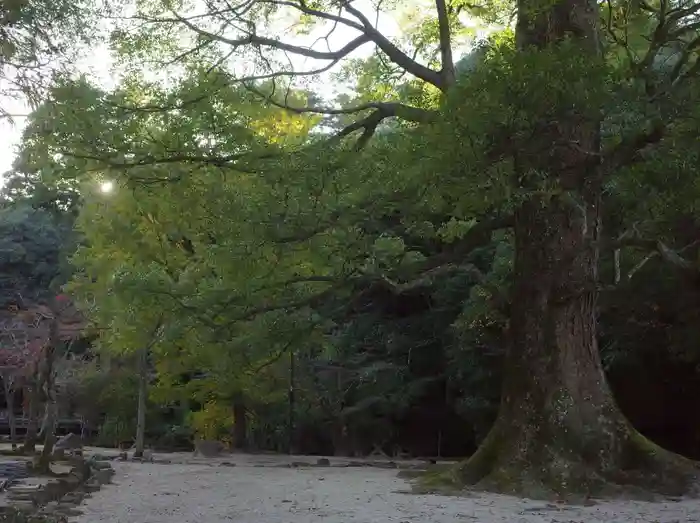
340, 2, 446, 90
132, 1, 449, 92
139, 212, 514, 331
256, 0, 364, 32
61, 150, 277, 173
166, 10, 372, 61
435, 0, 456, 88
242, 81, 438, 124
606, 236, 700, 276
601, 120, 665, 174
416, 214, 515, 273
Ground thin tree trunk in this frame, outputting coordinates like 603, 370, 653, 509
133, 347, 148, 459
22, 373, 41, 454
232, 396, 247, 451
38, 400, 56, 463
38, 331, 58, 471
455, 0, 698, 498
3, 378, 17, 451
287, 350, 295, 455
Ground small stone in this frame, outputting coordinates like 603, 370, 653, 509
44, 500, 60, 511
60, 474, 82, 488
93, 468, 115, 484
62, 492, 81, 502
11, 501, 35, 510
49, 462, 73, 475
90, 460, 113, 471
9, 483, 43, 492
316, 458, 330, 467
55, 433, 83, 451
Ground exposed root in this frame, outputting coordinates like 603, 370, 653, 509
417, 421, 700, 501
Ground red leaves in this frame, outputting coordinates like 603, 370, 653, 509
0, 294, 86, 375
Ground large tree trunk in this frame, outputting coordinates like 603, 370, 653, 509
133, 347, 148, 459
452, 0, 699, 499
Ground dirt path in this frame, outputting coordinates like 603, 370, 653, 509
73, 457, 700, 523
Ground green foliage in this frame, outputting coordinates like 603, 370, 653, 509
0, 0, 98, 118
187, 402, 234, 442
96, 416, 135, 447
7, 0, 700, 462
0, 203, 74, 307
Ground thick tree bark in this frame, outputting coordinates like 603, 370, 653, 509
133, 347, 148, 459
450, 0, 700, 499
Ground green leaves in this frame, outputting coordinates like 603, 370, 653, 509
0, 203, 73, 306
437, 218, 477, 242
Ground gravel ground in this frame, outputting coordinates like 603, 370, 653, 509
71, 455, 700, 523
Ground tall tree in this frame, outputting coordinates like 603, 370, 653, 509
0, 0, 98, 120
19, 0, 700, 497
0, 196, 85, 455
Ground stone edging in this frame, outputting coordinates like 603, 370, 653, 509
0, 456, 115, 521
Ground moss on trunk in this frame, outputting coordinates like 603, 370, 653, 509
437, 417, 699, 500
419, 0, 700, 500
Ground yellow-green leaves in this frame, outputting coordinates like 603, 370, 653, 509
438, 218, 478, 243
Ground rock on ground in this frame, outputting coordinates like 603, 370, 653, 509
71, 456, 700, 523
55, 433, 83, 450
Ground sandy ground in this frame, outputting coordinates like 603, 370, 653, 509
69, 453, 700, 523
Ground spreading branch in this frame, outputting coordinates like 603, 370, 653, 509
166, 10, 372, 61
601, 120, 665, 174
255, 0, 365, 31
417, 214, 515, 273
135, 1, 447, 92
606, 235, 700, 278
340, 2, 446, 90
435, 0, 456, 87
242, 81, 438, 124
240, 81, 437, 148
61, 149, 279, 178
